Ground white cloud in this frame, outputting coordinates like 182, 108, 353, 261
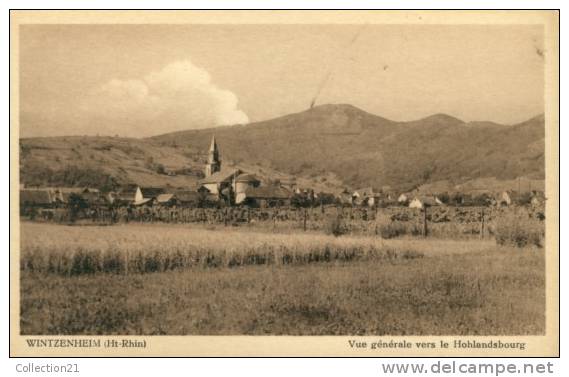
81, 60, 249, 137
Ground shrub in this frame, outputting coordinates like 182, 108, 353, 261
376, 213, 410, 239
379, 221, 408, 239
155, 163, 166, 175
495, 209, 544, 248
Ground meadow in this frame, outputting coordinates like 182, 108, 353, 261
19, 222, 545, 335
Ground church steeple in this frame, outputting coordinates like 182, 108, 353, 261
205, 135, 221, 177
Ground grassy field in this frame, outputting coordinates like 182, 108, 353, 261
19, 222, 544, 335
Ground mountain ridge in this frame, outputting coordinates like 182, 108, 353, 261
149, 104, 545, 191
20, 104, 545, 192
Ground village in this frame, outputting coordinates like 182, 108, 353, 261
19, 135, 546, 221
13, 12, 555, 346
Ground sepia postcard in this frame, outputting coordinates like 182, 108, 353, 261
9, 10, 559, 357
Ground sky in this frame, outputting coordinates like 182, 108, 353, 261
19, 24, 544, 138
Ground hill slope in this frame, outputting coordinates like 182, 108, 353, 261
18, 135, 345, 193
19, 136, 205, 190
19, 104, 545, 193
151, 104, 545, 191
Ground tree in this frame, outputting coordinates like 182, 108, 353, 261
68, 193, 88, 222
515, 192, 532, 206
472, 193, 492, 207
438, 192, 450, 205
291, 193, 312, 208
155, 163, 166, 175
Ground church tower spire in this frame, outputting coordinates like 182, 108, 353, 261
205, 135, 221, 177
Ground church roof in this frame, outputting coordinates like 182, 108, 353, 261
209, 135, 218, 153
235, 173, 260, 183
200, 168, 241, 184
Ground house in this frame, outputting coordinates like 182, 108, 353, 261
409, 196, 443, 209
397, 193, 409, 205
234, 173, 261, 204
155, 193, 177, 206
352, 187, 377, 207
338, 189, 353, 205
498, 190, 518, 206
133, 198, 153, 207
290, 188, 317, 207
498, 190, 535, 206
173, 190, 202, 207
200, 168, 242, 196
114, 185, 139, 204
294, 187, 313, 196
497, 190, 544, 207
138, 187, 166, 201
128, 187, 165, 206
293, 187, 316, 201
243, 185, 292, 207
200, 168, 261, 204
111, 185, 163, 205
